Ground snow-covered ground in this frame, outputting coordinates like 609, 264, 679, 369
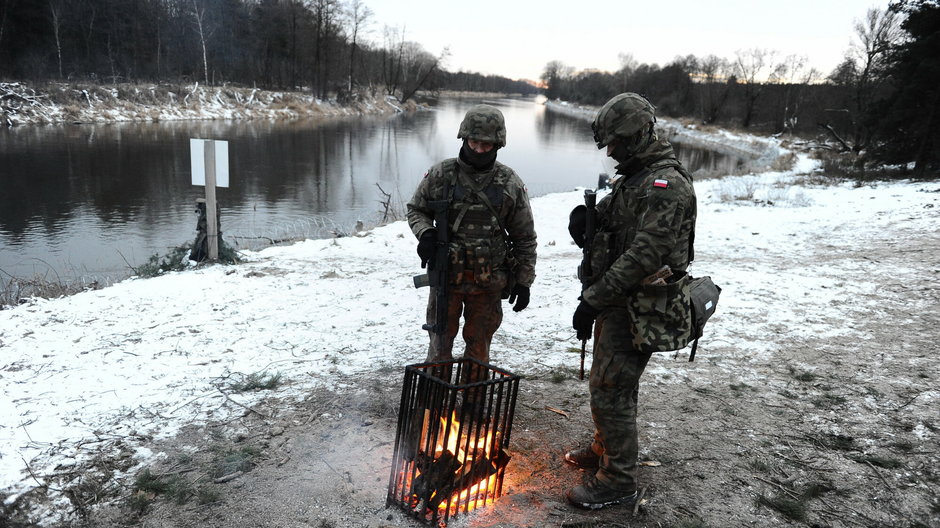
2, 123, 938, 524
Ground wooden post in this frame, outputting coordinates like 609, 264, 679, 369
204, 140, 219, 261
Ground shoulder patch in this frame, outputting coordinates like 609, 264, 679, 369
653, 179, 669, 188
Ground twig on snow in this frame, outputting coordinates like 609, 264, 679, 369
753, 475, 801, 500
216, 387, 269, 419
865, 460, 892, 488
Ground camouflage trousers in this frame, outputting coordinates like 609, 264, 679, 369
588, 307, 653, 492
424, 272, 507, 382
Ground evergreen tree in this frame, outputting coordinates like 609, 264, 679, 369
869, 0, 940, 175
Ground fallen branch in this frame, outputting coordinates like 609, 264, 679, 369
865, 460, 892, 488
753, 475, 801, 500
894, 391, 925, 411
213, 470, 243, 484
632, 485, 648, 515
216, 387, 269, 419
816, 122, 853, 152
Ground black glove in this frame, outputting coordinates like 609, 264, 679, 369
572, 297, 600, 341
417, 229, 437, 269
507, 284, 530, 312
568, 205, 587, 248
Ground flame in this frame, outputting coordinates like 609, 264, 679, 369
414, 409, 502, 515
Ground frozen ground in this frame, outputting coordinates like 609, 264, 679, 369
2, 123, 938, 527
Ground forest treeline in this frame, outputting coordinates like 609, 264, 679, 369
0, 0, 537, 103
0, 0, 935, 174
541, 0, 938, 175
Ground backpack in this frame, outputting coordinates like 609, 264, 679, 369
687, 275, 721, 362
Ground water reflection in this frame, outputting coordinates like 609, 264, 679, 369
0, 97, 745, 282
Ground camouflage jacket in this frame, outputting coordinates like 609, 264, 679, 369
407, 157, 537, 287
581, 139, 697, 352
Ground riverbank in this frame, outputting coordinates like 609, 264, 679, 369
2, 131, 938, 526
544, 99, 788, 174
0, 81, 420, 126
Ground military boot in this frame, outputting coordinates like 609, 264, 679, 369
563, 447, 600, 470
566, 475, 638, 510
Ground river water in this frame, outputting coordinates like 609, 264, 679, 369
0, 97, 743, 283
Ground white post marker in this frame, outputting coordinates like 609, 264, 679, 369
190, 139, 229, 261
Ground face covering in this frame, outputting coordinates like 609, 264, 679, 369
608, 141, 636, 164
459, 140, 498, 170
608, 124, 656, 164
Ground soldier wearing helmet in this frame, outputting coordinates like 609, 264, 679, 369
407, 104, 537, 375
565, 93, 697, 509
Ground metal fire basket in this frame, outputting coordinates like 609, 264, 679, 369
386, 358, 520, 526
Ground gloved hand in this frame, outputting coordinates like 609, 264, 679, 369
572, 297, 600, 340
568, 205, 587, 248
417, 229, 437, 269
507, 284, 530, 312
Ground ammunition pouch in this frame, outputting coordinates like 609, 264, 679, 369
628, 271, 693, 353
450, 242, 506, 287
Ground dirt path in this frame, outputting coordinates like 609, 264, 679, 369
32, 208, 934, 528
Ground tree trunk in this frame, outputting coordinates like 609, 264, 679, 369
50, 2, 63, 78
192, 0, 209, 85
913, 87, 939, 177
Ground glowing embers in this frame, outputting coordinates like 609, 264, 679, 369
387, 358, 520, 526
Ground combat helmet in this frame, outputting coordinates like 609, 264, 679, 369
457, 104, 507, 148
591, 93, 656, 150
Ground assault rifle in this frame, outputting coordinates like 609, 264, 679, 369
579, 189, 597, 380
413, 200, 451, 345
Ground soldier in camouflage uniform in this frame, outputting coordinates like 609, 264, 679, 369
565, 93, 697, 509
407, 104, 537, 371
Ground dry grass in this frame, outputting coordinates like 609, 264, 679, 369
4, 81, 407, 126
0, 274, 103, 309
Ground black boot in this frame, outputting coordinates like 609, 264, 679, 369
567, 474, 638, 510
564, 447, 600, 470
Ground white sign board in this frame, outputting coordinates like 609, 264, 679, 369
190, 139, 230, 187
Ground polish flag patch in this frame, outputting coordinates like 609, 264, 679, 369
653, 179, 669, 188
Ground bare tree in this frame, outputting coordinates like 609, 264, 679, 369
733, 48, 786, 128
849, 7, 902, 142
696, 54, 733, 124
540, 60, 572, 100
343, 0, 373, 94
309, 0, 340, 98
0, 0, 9, 53
769, 54, 820, 134
616, 52, 638, 93
398, 43, 447, 103
191, 0, 210, 85
382, 25, 405, 97
48, 0, 64, 78
824, 7, 902, 151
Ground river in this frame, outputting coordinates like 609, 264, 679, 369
0, 96, 743, 284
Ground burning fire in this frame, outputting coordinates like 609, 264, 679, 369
404, 409, 507, 516
435, 410, 500, 513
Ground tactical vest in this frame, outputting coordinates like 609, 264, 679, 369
435, 160, 513, 285
586, 159, 695, 285
584, 159, 697, 352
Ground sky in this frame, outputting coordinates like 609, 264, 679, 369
2, 114, 938, 525
359, 0, 895, 81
